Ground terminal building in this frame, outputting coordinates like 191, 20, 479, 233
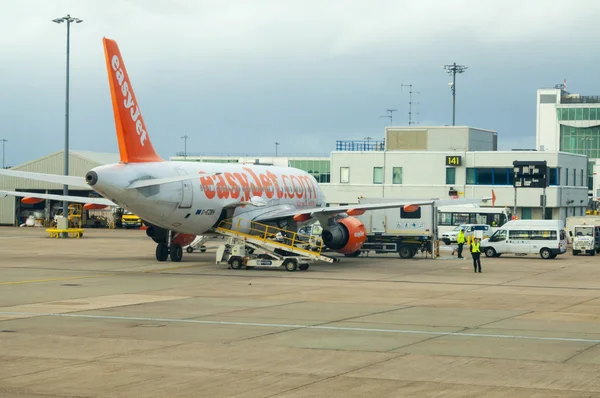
323, 126, 588, 222
536, 83, 600, 200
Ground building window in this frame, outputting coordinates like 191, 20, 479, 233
493, 168, 509, 185
566, 168, 569, 185
574, 169, 576, 186
544, 208, 553, 220
558, 107, 600, 121
581, 169, 584, 187
445, 168, 456, 184
289, 159, 331, 183
392, 167, 403, 184
465, 168, 520, 185
373, 167, 383, 184
477, 168, 493, 185
521, 207, 532, 220
550, 168, 560, 186
466, 168, 476, 184
340, 167, 349, 183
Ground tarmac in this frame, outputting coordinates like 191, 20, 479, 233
2, 227, 600, 397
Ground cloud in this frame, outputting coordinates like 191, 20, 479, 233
1, 0, 600, 166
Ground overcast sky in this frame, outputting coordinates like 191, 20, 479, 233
1, 0, 599, 166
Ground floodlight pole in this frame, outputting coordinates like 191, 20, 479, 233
53, 14, 82, 235
444, 62, 468, 126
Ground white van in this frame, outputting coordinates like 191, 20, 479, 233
480, 220, 567, 260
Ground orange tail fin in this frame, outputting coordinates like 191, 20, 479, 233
103, 38, 163, 163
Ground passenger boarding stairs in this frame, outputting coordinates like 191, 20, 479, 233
215, 218, 336, 263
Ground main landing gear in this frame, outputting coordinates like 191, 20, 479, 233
146, 225, 184, 262
155, 243, 183, 262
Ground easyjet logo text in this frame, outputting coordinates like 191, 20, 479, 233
111, 55, 146, 147
199, 168, 318, 202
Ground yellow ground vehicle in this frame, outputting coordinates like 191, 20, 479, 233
121, 211, 142, 229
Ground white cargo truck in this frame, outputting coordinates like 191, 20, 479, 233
353, 199, 435, 258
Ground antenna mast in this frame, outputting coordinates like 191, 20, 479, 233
401, 83, 417, 125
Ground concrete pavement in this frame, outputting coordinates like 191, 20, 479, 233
1, 227, 600, 397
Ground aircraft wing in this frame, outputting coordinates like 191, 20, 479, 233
253, 197, 493, 223
0, 190, 116, 207
0, 169, 88, 188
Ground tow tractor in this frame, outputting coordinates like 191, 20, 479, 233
216, 237, 313, 271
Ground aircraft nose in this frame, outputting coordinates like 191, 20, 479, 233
86, 171, 98, 186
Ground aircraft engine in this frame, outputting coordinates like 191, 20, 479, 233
321, 216, 367, 254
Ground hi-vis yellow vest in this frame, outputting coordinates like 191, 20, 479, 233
457, 233, 465, 244
471, 242, 480, 253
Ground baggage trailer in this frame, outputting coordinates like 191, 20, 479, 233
216, 237, 315, 271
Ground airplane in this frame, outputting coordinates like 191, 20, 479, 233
0, 38, 493, 263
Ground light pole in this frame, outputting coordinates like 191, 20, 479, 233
181, 135, 189, 159
443, 62, 468, 126
0, 139, 6, 169
53, 14, 82, 233
275, 142, 280, 157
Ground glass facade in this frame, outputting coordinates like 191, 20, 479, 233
557, 107, 600, 121
289, 160, 331, 183
466, 168, 560, 185
559, 125, 600, 159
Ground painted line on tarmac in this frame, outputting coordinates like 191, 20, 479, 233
144, 264, 211, 273
0, 274, 114, 285
0, 311, 599, 344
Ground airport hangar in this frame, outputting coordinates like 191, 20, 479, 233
0, 151, 119, 226
0, 126, 588, 226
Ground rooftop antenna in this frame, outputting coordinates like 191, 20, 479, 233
413, 91, 420, 125
401, 83, 419, 125
379, 109, 397, 126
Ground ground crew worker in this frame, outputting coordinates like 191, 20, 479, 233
456, 229, 465, 259
471, 237, 482, 273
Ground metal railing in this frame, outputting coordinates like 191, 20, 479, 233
335, 140, 385, 151
216, 218, 324, 255
561, 96, 600, 104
